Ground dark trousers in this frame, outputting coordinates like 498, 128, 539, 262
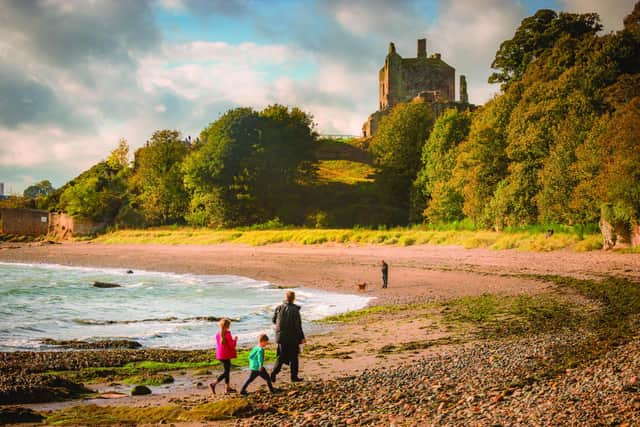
240, 369, 273, 392
271, 343, 299, 380
382, 273, 388, 288
216, 359, 231, 384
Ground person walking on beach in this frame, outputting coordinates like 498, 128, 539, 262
270, 290, 306, 383
239, 334, 276, 395
210, 318, 238, 395
381, 260, 389, 288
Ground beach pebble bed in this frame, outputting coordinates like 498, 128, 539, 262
0, 349, 213, 404
235, 332, 640, 426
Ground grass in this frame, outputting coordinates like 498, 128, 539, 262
442, 293, 587, 337
48, 350, 276, 384
316, 160, 375, 184
121, 373, 174, 386
94, 226, 603, 252
46, 399, 249, 425
319, 304, 419, 323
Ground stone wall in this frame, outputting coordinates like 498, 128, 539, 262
0, 208, 103, 239
0, 208, 49, 236
49, 212, 104, 239
364, 38, 466, 137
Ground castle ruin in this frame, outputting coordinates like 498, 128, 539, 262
363, 38, 470, 137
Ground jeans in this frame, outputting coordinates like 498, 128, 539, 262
240, 368, 274, 393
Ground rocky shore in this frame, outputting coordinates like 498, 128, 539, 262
236, 333, 640, 426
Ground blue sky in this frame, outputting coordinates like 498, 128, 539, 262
0, 0, 636, 194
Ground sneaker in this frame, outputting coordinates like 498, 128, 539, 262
291, 377, 304, 382
209, 383, 216, 395
240, 390, 248, 396
225, 387, 237, 394
270, 388, 280, 394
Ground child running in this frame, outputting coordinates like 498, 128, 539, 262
239, 334, 276, 395
210, 318, 238, 395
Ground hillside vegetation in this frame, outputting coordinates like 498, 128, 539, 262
16, 3, 639, 247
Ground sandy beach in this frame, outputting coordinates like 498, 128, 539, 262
1, 241, 638, 301
1, 241, 639, 425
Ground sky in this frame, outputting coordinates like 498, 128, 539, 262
0, 0, 636, 195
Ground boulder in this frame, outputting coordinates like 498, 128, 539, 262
40, 338, 142, 349
600, 218, 634, 250
131, 385, 152, 396
0, 407, 44, 424
93, 281, 121, 288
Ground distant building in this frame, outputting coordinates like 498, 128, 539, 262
0, 182, 4, 196
362, 38, 472, 137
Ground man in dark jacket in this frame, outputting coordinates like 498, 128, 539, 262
381, 260, 388, 288
270, 290, 306, 382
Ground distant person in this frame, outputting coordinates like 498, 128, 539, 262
381, 260, 388, 288
210, 318, 238, 395
270, 290, 306, 383
239, 334, 277, 395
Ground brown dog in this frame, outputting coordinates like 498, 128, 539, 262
357, 282, 367, 291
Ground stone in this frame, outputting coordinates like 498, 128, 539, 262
131, 385, 152, 396
93, 281, 122, 288
362, 37, 473, 137
0, 407, 44, 424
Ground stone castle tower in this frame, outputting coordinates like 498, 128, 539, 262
363, 38, 470, 137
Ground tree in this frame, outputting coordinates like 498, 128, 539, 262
415, 109, 471, 223
489, 9, 602, 87
107, 138, 130, 170
130, 130, 190, 225
183, 105, 317, 227
592, 97, 640, 224
369, 100, 434, 224
58, 162, 126, 222
23, 180, 54, 199
453, 94, 515, 227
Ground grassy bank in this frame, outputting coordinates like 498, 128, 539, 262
46, 400, 249, 425
46, 349, 276, 386
93, 226, 603, 252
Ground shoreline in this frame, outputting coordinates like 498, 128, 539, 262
4, 240, 637, 303
1, 241, 639, 425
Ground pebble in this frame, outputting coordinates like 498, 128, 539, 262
232, 331, 640, 426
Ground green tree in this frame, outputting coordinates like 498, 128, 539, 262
489, 9, 601, 87
23, 180, 54, 199
592, 97, 640, 224
130, 130, 190, 225
107, 138, 130, 170
183, 105, 317, 227
58, 162, 126, 222
416, 109, 471, 223
453, 94, 515, 227
370, 100, 434, 224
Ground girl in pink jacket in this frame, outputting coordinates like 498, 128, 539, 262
210, 318, 238, 394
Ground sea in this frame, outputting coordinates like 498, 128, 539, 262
0, 262, 372, 352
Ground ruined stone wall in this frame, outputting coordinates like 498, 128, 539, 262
364, 38, 469, 137
0, 208, 49, 236
400, 57, 455, 103
49, 212, 103, 239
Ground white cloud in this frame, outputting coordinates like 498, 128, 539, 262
423, 0, 524, 105
560, 0, 636, 31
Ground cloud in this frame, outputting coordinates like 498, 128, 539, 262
424, 0, 524, 104
157, 0, 248, 16
3, 0, 598, 195
560, 0, 637, 31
